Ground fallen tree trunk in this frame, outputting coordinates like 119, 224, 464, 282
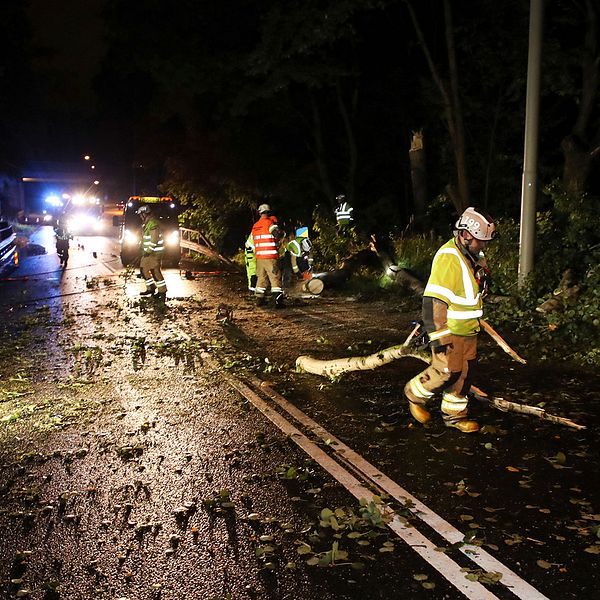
296, 345, 585, 429
296, 344, 428, 379
296, 324, 423, 378
313, 249, 380, 288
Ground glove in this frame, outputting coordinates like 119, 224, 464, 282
411, 322, 430, 351
301, 271, 312, 281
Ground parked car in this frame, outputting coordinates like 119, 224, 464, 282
0, 221, 19, 276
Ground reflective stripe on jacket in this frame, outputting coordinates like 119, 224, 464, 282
286, 239, 302, 257
423, 238, 482, 336
251, 215, 279, 260
335, 202, 353, 224
142, 218, 164, 255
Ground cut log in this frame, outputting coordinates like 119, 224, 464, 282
287, 277, 325, 296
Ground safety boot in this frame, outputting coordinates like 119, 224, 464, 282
404, 381, 432, 424
140, 288, 156, 296
255, 295, 266, 307
445, 419, 480, 433
155, 292, 167, 303
274, 292, 285, 309
408, 401, 431, 424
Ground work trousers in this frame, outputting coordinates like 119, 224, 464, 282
405, 335, 478, 420
140, 253, 167, 293
255, 259, 283, 297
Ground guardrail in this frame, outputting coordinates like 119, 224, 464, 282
179, 228, 236, 266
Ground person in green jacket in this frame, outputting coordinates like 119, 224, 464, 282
404, 207, 497, 433
244, 233, 257, 292
286, 226, 313, 279
137, 205, 167, 302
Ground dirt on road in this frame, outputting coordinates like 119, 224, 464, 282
0, 269, 598, 600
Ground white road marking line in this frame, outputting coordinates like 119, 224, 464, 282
248, 375, 549, 600
223, 373, 499, 600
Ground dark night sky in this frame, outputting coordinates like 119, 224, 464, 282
27, 0, 107, 115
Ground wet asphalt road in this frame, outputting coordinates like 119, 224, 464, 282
0, 222, 598, 599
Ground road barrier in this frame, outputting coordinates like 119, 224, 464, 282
179, 228, 236, 266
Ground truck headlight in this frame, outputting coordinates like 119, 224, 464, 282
166, 230, 180, 246
124, 229, 139, 245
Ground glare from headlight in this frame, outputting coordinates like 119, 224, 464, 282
124, 229, 139, 245
43, 214, 53, 222
93, 219, 103, 232
166, 230, 180, 246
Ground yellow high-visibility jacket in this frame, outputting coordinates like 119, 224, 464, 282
142, 218, 164, 256
423, 238, 482, 337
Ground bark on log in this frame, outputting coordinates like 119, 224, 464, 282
389, 268, 425, 294
296, 344, 429, 378
287, 277, 325, 296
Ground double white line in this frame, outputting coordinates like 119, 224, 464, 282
222, 370, 548, 600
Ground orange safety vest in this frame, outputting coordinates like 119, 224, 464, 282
251, 216, 279, 260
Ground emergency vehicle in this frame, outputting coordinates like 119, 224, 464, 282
115, 196, 181, 267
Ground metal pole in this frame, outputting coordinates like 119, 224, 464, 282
518, 0, 544, 287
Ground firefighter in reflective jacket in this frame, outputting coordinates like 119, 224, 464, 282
334, 194, 354, 228
244, 233, 257, 292
404, 207, 497, 433
286, 226, 313, 278
251, 203, 284, 307
54, 224, 71, 268
138, 205, 167, 301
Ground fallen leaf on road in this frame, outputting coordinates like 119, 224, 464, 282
537, 559, 552, 569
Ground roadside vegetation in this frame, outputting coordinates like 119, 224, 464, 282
305, 183, 600, 368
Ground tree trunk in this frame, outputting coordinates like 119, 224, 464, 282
403, 0, 470, 212
409, 131, 427, 224
561, 0, 600, 194
309, 91, 336, 208
561, 134, 594, 196
335, 79, 359, 204
444, 0, 469, 211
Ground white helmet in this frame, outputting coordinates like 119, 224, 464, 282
258, 203, 271, 214
136, 205, 151, 215
455, 207, 496, 241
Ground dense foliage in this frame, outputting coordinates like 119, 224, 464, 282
90, 0, 600, 228
388, 184, 600, 366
